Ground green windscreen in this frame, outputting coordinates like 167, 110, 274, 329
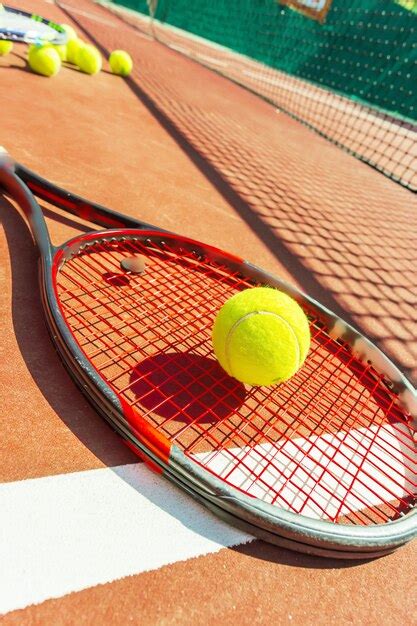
111, 0, 417, 190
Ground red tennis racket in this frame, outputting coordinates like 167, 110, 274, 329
1, 148, 416, 559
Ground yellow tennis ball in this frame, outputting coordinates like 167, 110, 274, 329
29, 42, 67, 62
212, 287, 311, 386
28, 45, 61, 77
60, 23, 77, 41
109, 49, 133, 76
66, 37, 83, 64
28, 42, 48, 54
0, 40, 13, 56
53, 44, 67, 61
76, 43, 102, 75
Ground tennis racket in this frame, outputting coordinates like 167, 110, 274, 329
1, 148, 416, 559
0, 4, 67, 43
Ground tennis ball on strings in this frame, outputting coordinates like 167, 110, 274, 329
66, 37, 83, 64
76, 43, 102, 75
212, 287, 311, 386
0, 40, 13, 56
60, 23, 78, 41
109, 49, 133, 76
28, 44, 61, 77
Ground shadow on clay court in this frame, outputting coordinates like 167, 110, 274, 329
0, 195, 135, 468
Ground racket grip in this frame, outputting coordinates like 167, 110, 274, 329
0, 148, 53, 259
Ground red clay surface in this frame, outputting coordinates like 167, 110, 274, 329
0, 0, 416, 624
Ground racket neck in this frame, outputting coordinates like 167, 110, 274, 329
0, 160, 53, 260
16, 164, 150, 230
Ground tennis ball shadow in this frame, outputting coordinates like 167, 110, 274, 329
129, 352, 246, 424
60, 63, 113, 76
0, 53, 32, 73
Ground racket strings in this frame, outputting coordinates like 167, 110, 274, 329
59, 240, 239, 373
55, 236, 417, 524
60, 239, 414, 502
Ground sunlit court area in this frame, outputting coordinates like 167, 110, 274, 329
1, 0, 416, 624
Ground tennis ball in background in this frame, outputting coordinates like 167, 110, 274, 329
53, 44, 67, 62
76, 43, 102, 75
109, 49, 133, 76
28, 42, 50, 53
29, 42, 67, 62
66, 37, 83, 64
0, 40, 13, 56
212, 287, 310, 386
28, 44, 61, 77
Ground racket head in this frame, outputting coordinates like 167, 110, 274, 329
41, 225, 416, 558
0, 5, 67, 43
1, 154, 415, 558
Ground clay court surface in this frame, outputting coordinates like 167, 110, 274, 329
1, 0, 416, 623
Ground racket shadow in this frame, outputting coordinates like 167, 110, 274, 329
111, 457, 373, 570
232, 537, 379, 569
129, 352, 246, 426
0, 195, 135, 466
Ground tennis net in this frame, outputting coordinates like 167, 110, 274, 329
106, 0, 417, 191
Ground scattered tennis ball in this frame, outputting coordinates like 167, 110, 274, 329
29, 42, 67, 62
66, 37, 83, 64
60, 23, 77, 41
53, 44, 67, 61
212, 287, 311, 386
28, 44, 61, 77
76, 43, 102, 75
0, 40, 13, 56
28, 42, 48, 54
109, 49, 133, 76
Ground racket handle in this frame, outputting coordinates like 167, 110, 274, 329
0, 148, 53, 259
17, 163, 159, 231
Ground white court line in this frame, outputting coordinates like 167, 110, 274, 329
0, 463, 253, 615
1, 423, 414, 615
195, 52, 228, 67
168, 42, 192, 55
200, 423, 416, 519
